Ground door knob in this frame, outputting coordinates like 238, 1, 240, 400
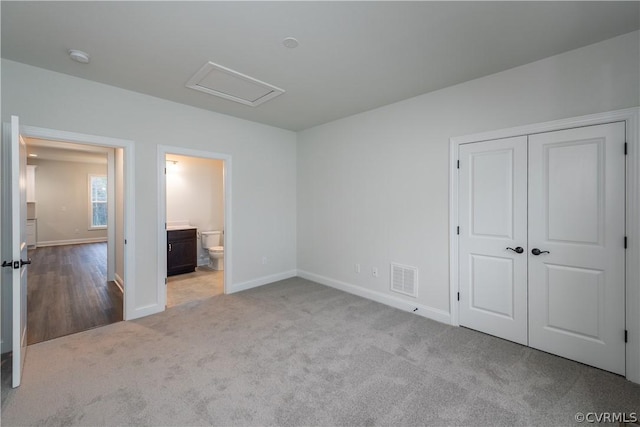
531, 248, 550, 256
2, 261, 17, 269
506, 247, 524, 254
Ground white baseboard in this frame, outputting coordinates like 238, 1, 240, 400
229, 270, 298, 294
128, 303, 164, 320
114, 273, 124, 293
297, 270, 452, 325
36, 237, 108, 247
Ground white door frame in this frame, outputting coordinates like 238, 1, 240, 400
157, 145, 232, 308
19, 125, 136, 320
449, 107, 640, 384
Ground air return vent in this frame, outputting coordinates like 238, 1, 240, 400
186, 61, 285, 107
390, 263, 418, 297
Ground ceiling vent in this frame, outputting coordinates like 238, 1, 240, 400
390, 263, 418, 298
186, 61, 285, 107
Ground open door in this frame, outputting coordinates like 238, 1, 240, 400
1, 115, 29, 387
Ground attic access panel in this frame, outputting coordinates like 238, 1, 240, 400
186, 61, 285, 107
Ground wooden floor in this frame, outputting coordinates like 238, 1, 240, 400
27, 243, 123, 345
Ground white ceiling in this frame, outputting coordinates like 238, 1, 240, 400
2, 2, 639, 131
26, 138, 109, 164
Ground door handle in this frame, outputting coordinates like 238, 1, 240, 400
2, 260, 20, 269
506, 247, 524, 254
20, 259, 31, 267
531, 248, 550, 256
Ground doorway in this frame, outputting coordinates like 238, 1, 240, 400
1, 120, 135, 390
157, 146, 231, 309
23, 138, 123, 344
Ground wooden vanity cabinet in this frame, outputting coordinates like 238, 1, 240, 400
167, 229, 197, 276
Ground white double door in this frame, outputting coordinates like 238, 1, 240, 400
458, 122, 626, 375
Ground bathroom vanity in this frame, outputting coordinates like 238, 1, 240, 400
167, 227, 197, 276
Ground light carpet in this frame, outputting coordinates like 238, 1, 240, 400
2, 277, 639, 426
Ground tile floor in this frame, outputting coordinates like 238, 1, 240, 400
166, 266, 224, 307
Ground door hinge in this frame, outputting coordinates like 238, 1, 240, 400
457, 160, 460, 169
165, 277, 168, 285
457, 292, 460, 301
164, 167, 167, 174
456, 226, 460, 235
624, 142, 628, 155
624, 236, 628, 249
124, 239, 127, 244
625, 329, 628, 343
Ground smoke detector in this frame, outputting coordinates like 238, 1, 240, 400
68, 49, 90, 64
282, 37, 299, 49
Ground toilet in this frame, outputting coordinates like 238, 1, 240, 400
201, 230, 224, 271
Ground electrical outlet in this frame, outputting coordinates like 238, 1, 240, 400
355, 263, 361, 273
372, 267, 379, 277
262, 256, 268, 265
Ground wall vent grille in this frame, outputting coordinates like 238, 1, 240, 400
390, 263, 418, 297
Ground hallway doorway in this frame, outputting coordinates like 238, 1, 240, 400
23, 137, 124, 343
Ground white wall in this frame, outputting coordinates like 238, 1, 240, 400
2, 30, 637, 325
115, 147, 125, 287
2, 59, 297, 318
166, 154, 224, 265
297, 31, 640, 320
29, 158, 108, 245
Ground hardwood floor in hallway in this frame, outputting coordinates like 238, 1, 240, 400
27, 243, 123, 345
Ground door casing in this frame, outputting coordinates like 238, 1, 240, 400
449, 107, 640, 384
17, 124, 136, 320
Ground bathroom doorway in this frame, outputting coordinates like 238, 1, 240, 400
157, 146, 231, 308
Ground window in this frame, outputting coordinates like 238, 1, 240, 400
89, 175, 107, 229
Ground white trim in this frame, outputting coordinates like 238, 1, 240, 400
37, 237, 107, 247
298, 270, 452, 325
229, 270, 298, 294
157, 145, 232, 311
451, 108, 640, 145
449, 135, 460, 327
625, 108, 640, 384
20, 125, 136, 321
449, 107, 640, 384
131, 303, 164, 319
106, 150, 115, 282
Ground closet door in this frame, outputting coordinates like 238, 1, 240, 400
528, 122, 626, 375
458, 136, 528, 345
